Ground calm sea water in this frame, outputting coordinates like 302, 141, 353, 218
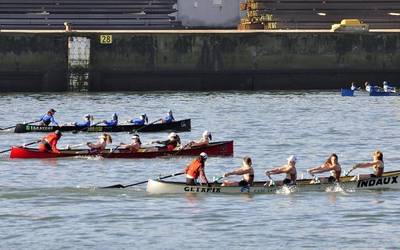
1, 91, 400, 249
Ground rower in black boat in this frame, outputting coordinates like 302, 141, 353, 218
39, 109, 59, 126
161, 110, 175, 124
102, 113, 118, 127
307, 153, 341, 183
127, 114, 148, 125
351, 150, 384, 181
73, 114, 92, 128
221, 156, 254, 187
265, 155, 297, 186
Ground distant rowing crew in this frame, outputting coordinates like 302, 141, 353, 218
34, 130, 214, 155
35, 109, 176, 127
181, 150, 385, 188
351, 81, 397, 93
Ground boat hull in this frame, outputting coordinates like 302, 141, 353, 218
13, 119, 191, 133
9, 141, 233, 159
146, 171, 400, 194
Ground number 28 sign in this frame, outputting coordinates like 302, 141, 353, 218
100, 35, 112, 44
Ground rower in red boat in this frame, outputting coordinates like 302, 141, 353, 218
222, 156, 254, 187
38, 130, 62, 153
307, 153, 341, 183
351, 150, 384, 181
153, 132, 181, 151
185, 130, 212, 148
265, 155, 298, 186
120, 134, 142, 153
87, 133, 112, 153
185, 152, 209, 186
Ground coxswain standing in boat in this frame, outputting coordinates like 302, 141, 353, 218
128, 114, 148, 125
351, 150, 384, 181
120, 134, 142, 153
185, 152, 209, 186
153, 132, 181, 151
307, 154, 341, 183
103, 113, 118, 126
87, 133, 112, 153
38, 130, 62, 153
383, 81, 396, 93
222, 156, 254, 187
185, 130, 212, 148
74, 114, 91, 128
161, 110, 175, 124
265, 155, 297, 186
39, 109, 59, 126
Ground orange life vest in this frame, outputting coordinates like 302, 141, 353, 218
38, 133, 60, 153
185, 158, 203, 179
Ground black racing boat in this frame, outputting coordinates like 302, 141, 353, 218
13, 119, 191, 133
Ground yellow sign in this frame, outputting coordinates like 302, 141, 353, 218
100, 35, 112, 44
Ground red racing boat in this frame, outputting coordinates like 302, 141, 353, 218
9, 141, 233, 159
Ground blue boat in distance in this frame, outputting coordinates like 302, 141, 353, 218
341, 88, 400, 97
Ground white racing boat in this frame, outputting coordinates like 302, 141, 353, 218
146, 170, 400, 194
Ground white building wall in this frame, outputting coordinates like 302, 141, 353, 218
177, 0, 245, 28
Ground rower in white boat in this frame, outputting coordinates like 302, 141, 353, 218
221, 156, 254, 187
351, 150, 384, 181
184, 152, 210, 186
265, 155, 297, 186
307, 153, 341, 183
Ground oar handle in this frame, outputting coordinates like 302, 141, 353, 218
0, 120, 40, 131
129, 119, 162, 134
102, 172, 184, 189
72, 121, 102, 133
0, 139, 41, 154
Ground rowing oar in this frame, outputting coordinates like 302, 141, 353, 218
345, 167, 356, 177
104, 145, 121, 158
102, 172, 185, 189
0, 139, 41, 154
72, 121, 102, 134
0, 120, 40, 131
264, 173, 276, 187
129, 118, 162, 134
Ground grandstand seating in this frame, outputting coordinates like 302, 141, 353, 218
0, 0, 180, 29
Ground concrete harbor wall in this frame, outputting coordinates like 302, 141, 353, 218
0, 33, 68, 91
1, 31, 400, 91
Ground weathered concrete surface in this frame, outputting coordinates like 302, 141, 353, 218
0, 33, 68, 91
89, 32, 400, 90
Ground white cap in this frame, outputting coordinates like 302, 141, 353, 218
200, 152, 208, 160
383, 81, 388, 85
84, 114, 91, 118
287, 155, 297, 163
202, 130, 210, 137
168, 132, 177, 139
131, 134, 140, 139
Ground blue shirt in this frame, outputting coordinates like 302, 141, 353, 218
130, 118, 145, 125
75, 120, 91, 128
40, 114, 58, 126
164, 115, 175, 124
104, 119, 118, 126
